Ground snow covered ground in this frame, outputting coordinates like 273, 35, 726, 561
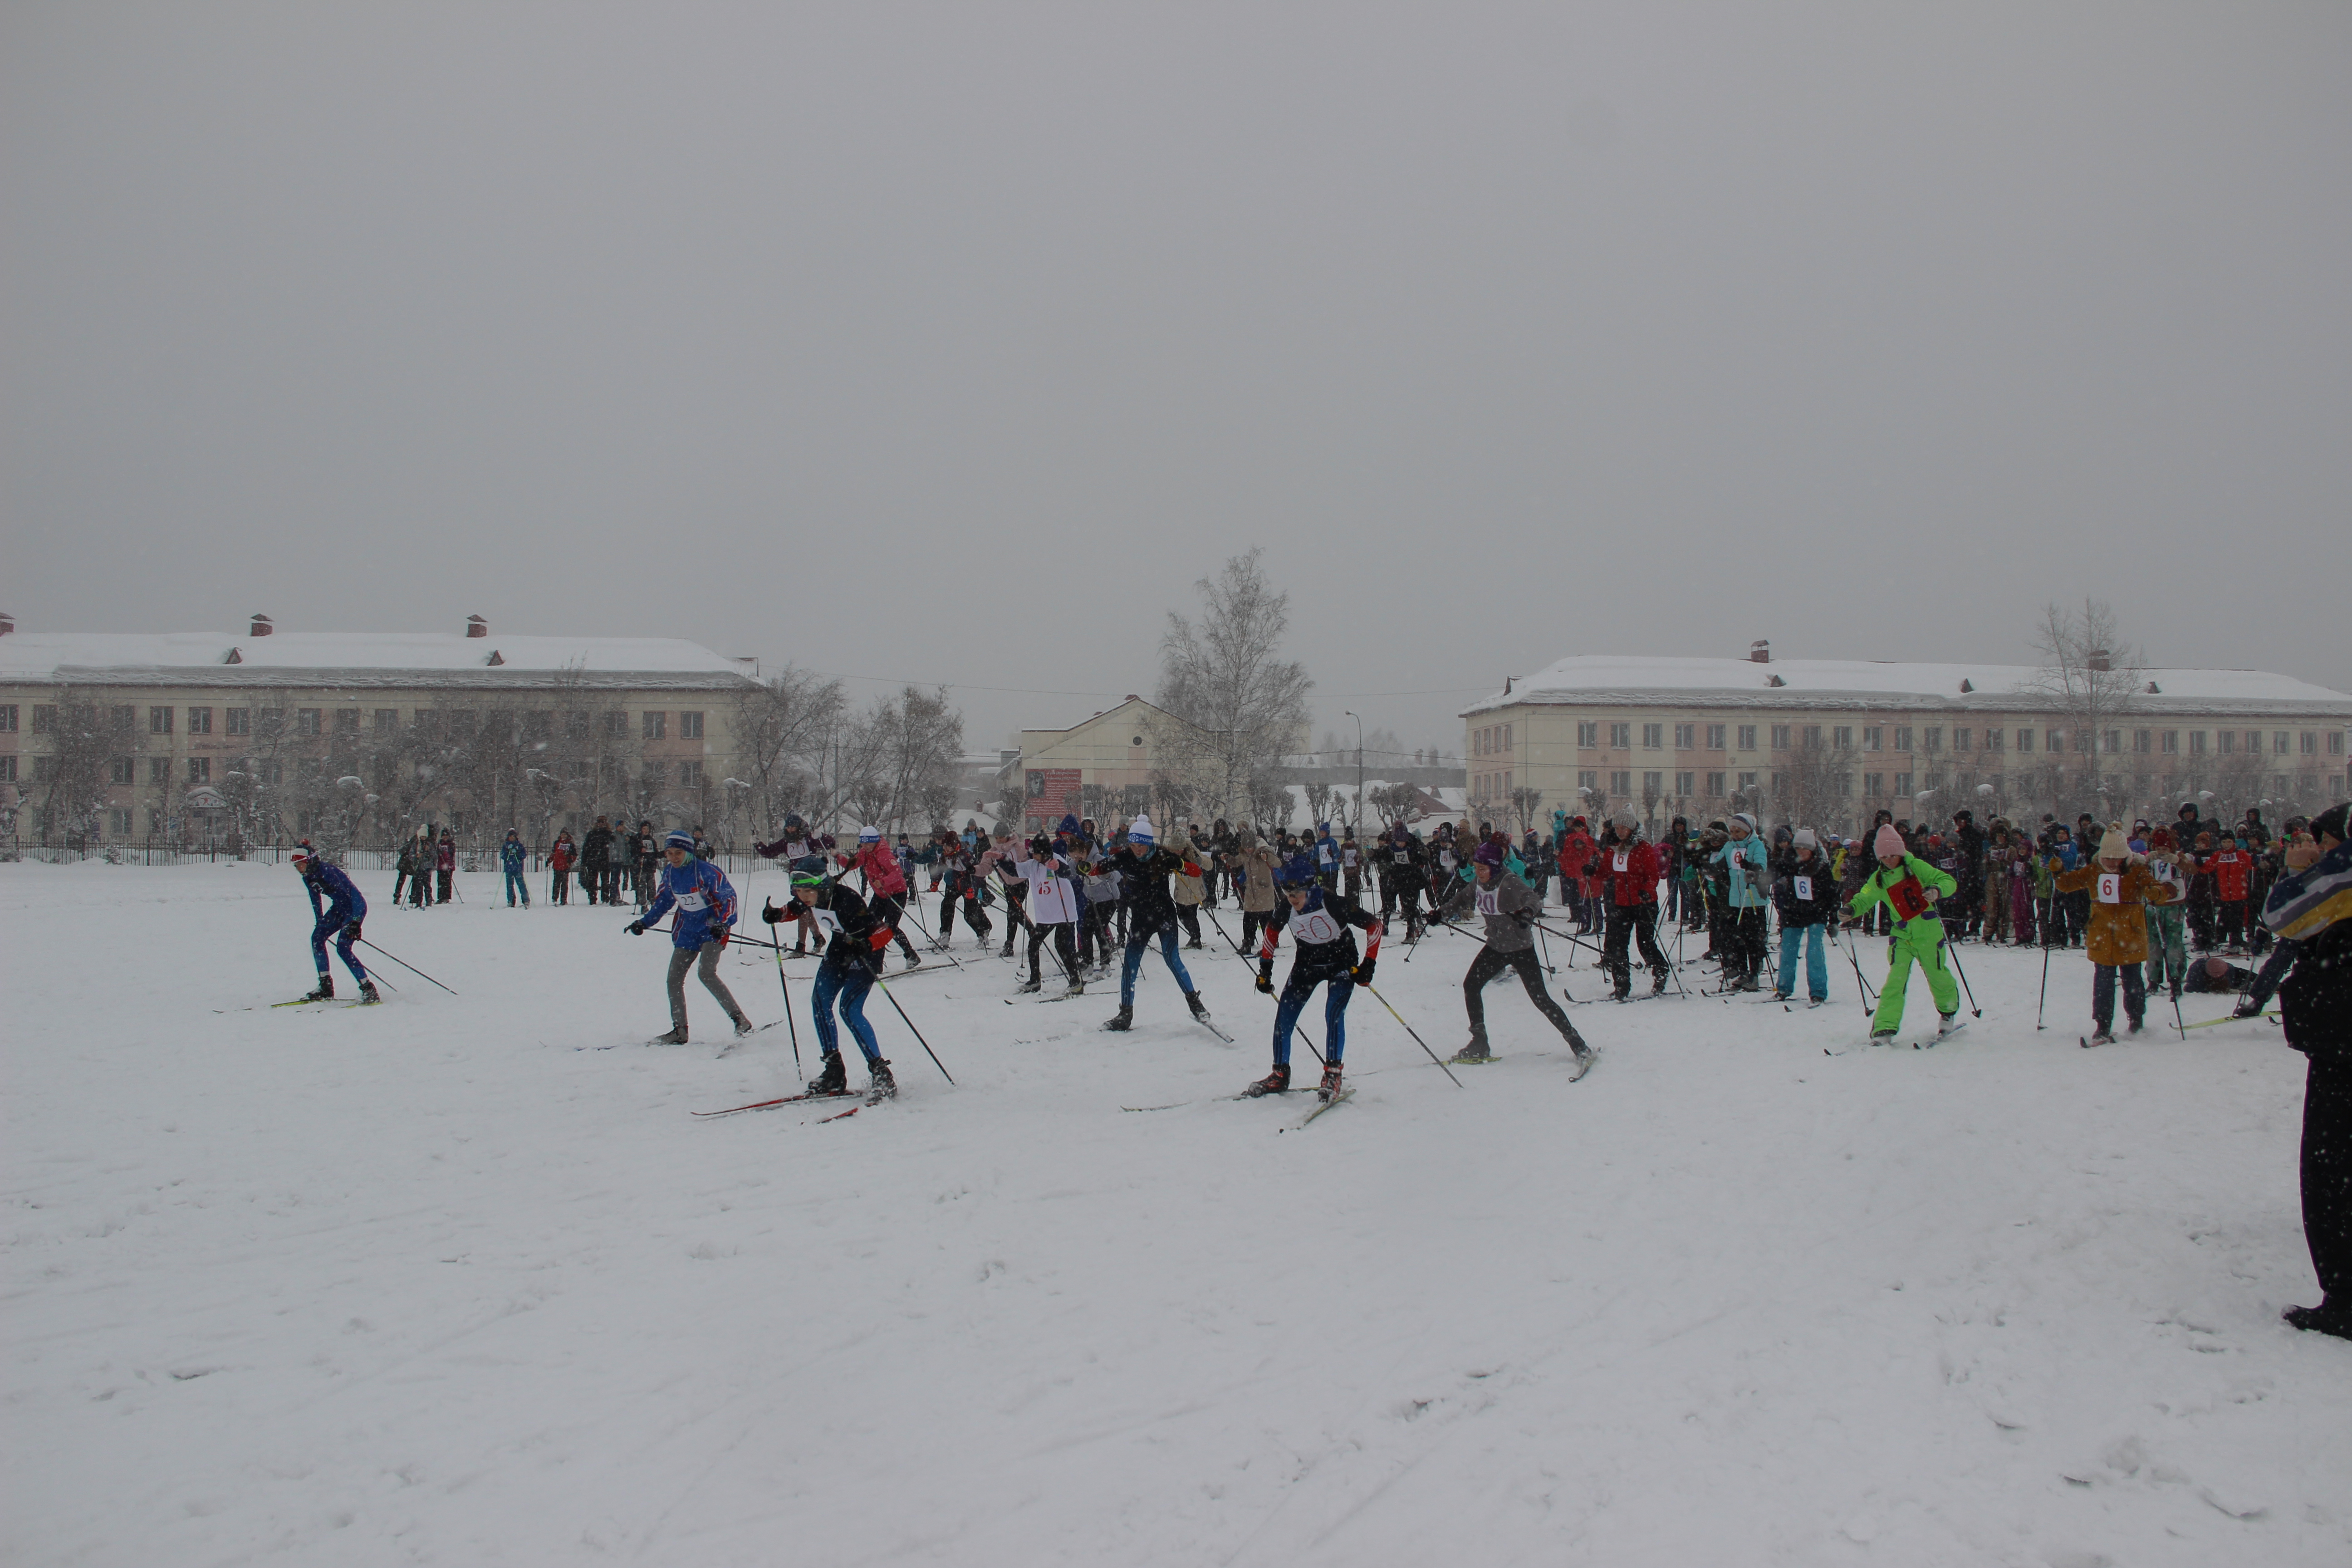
5, 860, 2348, 1566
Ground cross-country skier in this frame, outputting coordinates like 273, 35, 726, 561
767, 869, 898, 1099
1245, 855, 1382, 1101
626, 829, 751, 1044
2054, 823, 2178, 1044
832, 824, 924, 968
1012, 834, 1084, 994
1101, 815, 1214, 1032
1595, 808, 1671, 1000
290, 841, 378, 1003
755, 813, 829, 954
1431, 840, 1592, 1071
1842, 822, 1962, 1045
1771, 828, 1838, 1004
2259, 801, 2351, 1339
500, 828, 530, 907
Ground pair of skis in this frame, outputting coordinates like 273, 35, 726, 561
691, 1083, 893, 1118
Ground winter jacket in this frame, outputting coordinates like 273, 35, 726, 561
2262, 840, 2352, 1063
1773, 851, 1840, 926
642, 856, 739, 949
1845, 853, 1959, 930
1558, 830, 1599, 891
1015, 854, 1080, 925
2053, 859, 2177, 966
581, 826, 614, 870
549, 838, 577, 872
1714, 834, 1770, 909
799, 882, 893, 977
838, 840, 909, 898
1112, 844, 1187, 938
500, 838, 526, 873
1235, 835, 1279, 913
2206, 846, 2252, 903
1167, 826, 1207, 907
1432, 867, 1539, 954
1257, 886, 1382, 980
302, 862, 367, 926
435, 838, 456, 872
1596, 834, 1661, 907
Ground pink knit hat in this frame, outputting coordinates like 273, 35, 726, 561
1874, 823, 1907, 860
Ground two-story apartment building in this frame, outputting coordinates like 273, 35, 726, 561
0, 613, 765, 850
1460, 644, 2352, 835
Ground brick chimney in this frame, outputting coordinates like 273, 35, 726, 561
0, 612, 14, 637
466, 615, 489, 639
1749, 639, 1770, 664
250, 613, 273, 637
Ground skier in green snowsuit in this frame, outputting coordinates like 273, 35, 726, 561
1844, 822, 1964, 1043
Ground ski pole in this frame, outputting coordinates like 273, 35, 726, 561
869, 970, 954, 1084
1358, 983, 1464, 1088
1840, 924, 1873, 1017
2169, 980, 2188, 1041
1943, 938, 1981, 1018
355, 936, 458, 995
2034, 937, 2053, 1031
772, 936, 803, 1074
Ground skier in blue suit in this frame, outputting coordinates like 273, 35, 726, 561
293, 841, 377, 1003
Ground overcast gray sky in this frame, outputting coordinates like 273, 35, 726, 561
6, 3, 2347, 757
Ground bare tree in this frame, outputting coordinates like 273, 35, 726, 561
1508, 784, 1546, 836
29, 688, 123, 845
2022, 599, 2144, 811
1155, 549, 1314, 825
728, 664, 845, 832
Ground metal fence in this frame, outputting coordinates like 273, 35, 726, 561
0, 839, 774, 878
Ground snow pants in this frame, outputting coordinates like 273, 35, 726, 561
2144, 906, 2188, 995
809, 960, 882, 1063
869, 892, 921, 961
436, 869, 453, 903
1119, 924, 1196, 1009
309, 915, 368, 983
1026, 920, 1080, 986
1602, 902, 1668, 996
553, 868, 572, 904
1463, 944, 1583, 1049
666, 940, 747, 1035
505, 867, 530, 906
1872, 919, 1958, 1033
2091, 962, 2146, 1033
1273, 970, 1352, 1065
2217, 899, 2248, 951
2301, 1052, 2352, 1308
1776, 921, 1828, 1001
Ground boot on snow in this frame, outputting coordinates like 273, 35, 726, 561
355, 980, 381, 1004
1317, 1063, 1344, 1102
1017, 974, 1042, 994
866, 1057, 897, 1100
301, 974, 335, 1003
1184, 990, 1211, 1023
732, 1014, 755, 1038
808, 1052, 848, 1096
1450, 1028, 1494, 1064
1102, 1006, 1134, 1033
1937, 1012, 1967, 1040
1244, 1063, 1290, 1097
650, 1026, 689, 1045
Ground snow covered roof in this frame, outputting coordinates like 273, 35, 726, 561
1460, 655, 2352, 719
0, 631, 764, 692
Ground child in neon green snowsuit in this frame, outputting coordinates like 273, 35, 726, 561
1844, 826, 1962, 1041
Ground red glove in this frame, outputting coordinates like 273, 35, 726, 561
868, 929, 892, 951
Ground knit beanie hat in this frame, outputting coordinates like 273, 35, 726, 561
1472, 839, 1505, 867
2097, 823, 2131, 862
664, 829, 694, 853
1793, 828, 1818, 849
1612, 808, 1637, 829
1873, 823, 1907, 859
1127, 816, 1155, 847
858, 824, 881, 843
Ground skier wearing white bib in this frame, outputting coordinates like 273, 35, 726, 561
1433, 840, 1593, 1069
1246, 855, 1382, 1101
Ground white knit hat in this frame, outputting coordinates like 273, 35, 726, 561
1128, 816, 1156, 846
1793, 827, 1818, 849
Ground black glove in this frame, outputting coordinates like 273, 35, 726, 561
1254, 967, 1274, 995
1351, 958, 1377, 986
626, 920, 646, 936
762, 899, 786, 925
341, 920, 363, 943
1509, 908, 1532, 926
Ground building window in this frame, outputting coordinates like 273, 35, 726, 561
1894, 727, 1912, 753
1642, 723, 1663, 750
2274, 730, 2291, 755
680, 760, 705, 787
1770, 724, 1790, 751
31, 705, 57, 733
2132, 729, 2151, 754
1738, 771, 1757, 793
370, 709, 397, 735
1984, 727, 2003, 752
1577, 722, 1598, 749
187, 757, 211, 783
644, 760, 667, 785
1803, 725, 1823, 750
1837, 772, 1852, 797
2302, 731, 2318, 755
110, 757, 135, 785
1675, 771, 1695, 795
2241, 730, 2260, 754
225, 708, 250, 736
2331, 732, 2345, 756
149, 757, 172, 785
679, 711, 704, 741
0, 756, 13, 782
1833, 726, 1852, 750
1674, 723, 1695, 749
1737, 725, 1757, 751
2218, 730, 2236, 755
1923, 773, 1943, 793
2190, 730, 2207, 755
1864, 727, 1883, 752
1706, 724, 1726, 750
334, 708, 360, 734
1504, 724, 1513, 750
2097, 729, 2117, 753
1706, 770, 1726, 797
1609, 770, 1631, 795
644, 712, 667, 741
296, 708, 321, 736
1577, 770, 1597, 792
1642, 770, 1662, 796
0, 705, 14, 733
1864, 772, 1884, 797
32, 756, 55, 781
2045, 728, 2064, 753
607, 711, 631, 739
110, 705, 135, 732
2161, 730, 2177, 754
1953, 728, 1970, 751
1922, 727, 1941, 753
110, 809, 133, 838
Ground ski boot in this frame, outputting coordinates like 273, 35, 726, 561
901, 949, 923, 970
356, 980, 382, 1004
1317, 1063, 1344, 1103
300, 974, 335, 1003
1869, 1029, 1897, 1046
1062, 976, 1086, 997
1185, 936, 1204, 950
867, 1058, 897, 1100
2231, 997, 2264, 1019
651, 1026, 689, 1045
2283, 1302, 2352, 1340
1184, 990, 1212, 1023
2126, 1015, 2143, 1035
1244, 1063, 1290, 1097
1937, 1012, 1967, 1040
808, 1052, 848, 1096
2085, 1028, 2116, 1047
1450, 1028, 1494, 1065
1651, 967, 1670, 995
1016, 974, 1042, 994
1566, 1042, 1596, 1081
1000, 942, 1015, 959
732, 1014, 755, 1038
1102, 1006, 1133, 1032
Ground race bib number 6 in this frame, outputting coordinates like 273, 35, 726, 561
1793, 875, 1813, 901
2097, 873, 2121, 904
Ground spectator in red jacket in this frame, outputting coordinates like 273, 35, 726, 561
549, 829, 578, 905
1558, 819, 1600, 933
2208, 837, 2254, 952
1596, 809, 1671, 999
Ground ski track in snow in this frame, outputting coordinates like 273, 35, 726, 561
3, 862, 2348, 1565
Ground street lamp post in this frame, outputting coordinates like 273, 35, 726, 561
1344, 711, 1363, 832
